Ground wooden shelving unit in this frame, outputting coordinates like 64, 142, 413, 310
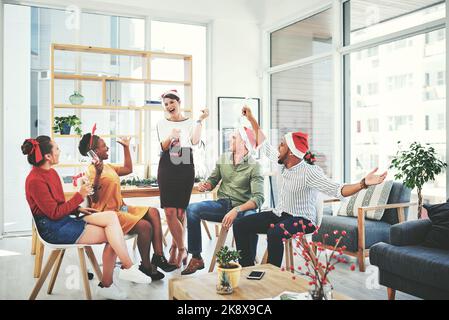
50, 43, 193, 169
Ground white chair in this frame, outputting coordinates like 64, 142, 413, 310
29, 223, 103, 300
32, 224, 138, 278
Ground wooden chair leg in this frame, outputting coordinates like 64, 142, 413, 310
78, 248, 92, 300
215, 225, 220, 238
31, 223, 37, 255
208, 227, 229, 272
358, 249, 366, 272
261, 249, 268, 264
85, 246, 103, 281
29, 249, 61, 300
387, 288, 396, 300
34, 240, 44, 278
202, 220, 212, 240
47, 249, 65, 294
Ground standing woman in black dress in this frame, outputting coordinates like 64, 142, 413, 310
156, 89, 209, 268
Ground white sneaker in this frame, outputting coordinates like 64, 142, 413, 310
96, 283, 127, 300
119, 264, 152, 284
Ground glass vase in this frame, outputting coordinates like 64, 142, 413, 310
308, 284, 333, 300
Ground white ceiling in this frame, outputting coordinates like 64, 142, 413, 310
21, 0, 316, 25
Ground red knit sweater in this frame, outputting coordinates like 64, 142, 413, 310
25, 166, 84, 220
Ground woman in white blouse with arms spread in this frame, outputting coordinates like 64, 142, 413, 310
156, 89, 209, 268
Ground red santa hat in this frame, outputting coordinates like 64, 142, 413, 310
238, 126, 257, 154
284, 132, 309, 159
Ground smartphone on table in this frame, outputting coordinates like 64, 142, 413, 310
247, 270, 265, 280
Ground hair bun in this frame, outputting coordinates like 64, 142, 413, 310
21, 140, 33, 155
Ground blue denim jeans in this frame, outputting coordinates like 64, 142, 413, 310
186, 198, 257, 256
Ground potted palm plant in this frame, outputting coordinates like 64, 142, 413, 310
53, 115, 83, 135
390, 141, 447, 218
216, 246, 242, 289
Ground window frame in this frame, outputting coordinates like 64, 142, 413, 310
263, 0, 449, 201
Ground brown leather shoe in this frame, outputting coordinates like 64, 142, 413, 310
181, 257, 205, 275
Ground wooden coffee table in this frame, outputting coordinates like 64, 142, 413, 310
168, 264, 350, 300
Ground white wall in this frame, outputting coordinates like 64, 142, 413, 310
23, 0, 259, 22
209, 19, 261, 159
3, 5, 31, 233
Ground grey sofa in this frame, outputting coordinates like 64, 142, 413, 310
312, 182, 413, 271
370, 219, 449, 300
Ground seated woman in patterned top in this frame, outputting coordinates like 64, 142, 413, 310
78, 134, 177, 281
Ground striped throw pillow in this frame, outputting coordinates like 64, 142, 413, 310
337, 180, 394, 221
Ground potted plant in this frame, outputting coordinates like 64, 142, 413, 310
216, 268, 233, 295
278, 223, 356, 300
69, 91, 85, 105
53, 115, 83, 135
216, 246, 242, 289
390, 141, 447, 218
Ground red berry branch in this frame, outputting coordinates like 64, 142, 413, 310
272, 222, 356, 292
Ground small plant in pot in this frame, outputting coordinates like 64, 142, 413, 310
53, 115, 83, 135
390, 141, 447, 219
216, 246, 242, 291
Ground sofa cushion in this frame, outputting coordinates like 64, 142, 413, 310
370, 242, 449, 293
423, 202, 449, 250
381, 183, 411, 225
323, 206, 333, 216
312, 215, 391, 252
338, 181, 393, 221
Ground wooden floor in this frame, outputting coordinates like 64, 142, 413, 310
0, 230, 419, 300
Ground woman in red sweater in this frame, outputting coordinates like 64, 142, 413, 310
22, 136, 151, 300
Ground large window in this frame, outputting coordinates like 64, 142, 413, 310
270, 9, 332, 67
271, 60, 334, 177
268, 0, 447, 210
270, 8, 335, 180
3, 4, 145, 233
344, 0, 445, 45
3, 6, 208, 234
344, 1, 446, 206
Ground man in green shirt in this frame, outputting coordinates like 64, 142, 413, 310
182, 127, 265, 275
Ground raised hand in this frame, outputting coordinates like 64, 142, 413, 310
242, 106, 254, 120
364, 168, 388, 186
199, 108, 209, 121
117, 136, 131, 147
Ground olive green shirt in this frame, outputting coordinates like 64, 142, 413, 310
206, 152, 265, 208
